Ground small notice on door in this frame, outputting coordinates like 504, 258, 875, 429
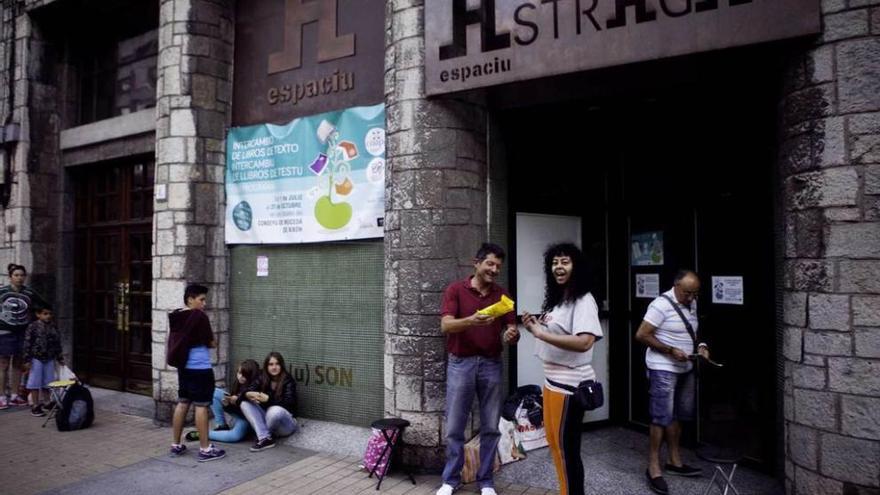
712, 276, 743, 305
635, 273, 660, 299
257, 256, 269, 277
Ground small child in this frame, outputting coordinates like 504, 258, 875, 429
22, 306, 63, 417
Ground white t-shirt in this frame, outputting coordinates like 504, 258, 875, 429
534, 293, 604, 393
643, 288, 699, 373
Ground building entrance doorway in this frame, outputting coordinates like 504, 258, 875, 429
72, 157, 154, 395
502, 54, 779, 468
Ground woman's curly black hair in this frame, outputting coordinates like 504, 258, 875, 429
542, 243, 592, 312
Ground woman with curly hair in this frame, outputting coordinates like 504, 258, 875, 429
522, 243, 603, 495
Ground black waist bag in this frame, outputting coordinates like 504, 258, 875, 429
547, 378, 604, 411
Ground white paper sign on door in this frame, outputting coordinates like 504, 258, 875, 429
712, 276, 743, 305
635, 273, 660, 299
257, 256, 269, 277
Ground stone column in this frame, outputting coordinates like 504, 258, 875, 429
152, 0, 233, 422
780, 3, 880, 493
384, 0, 491, 469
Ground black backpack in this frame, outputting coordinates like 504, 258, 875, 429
56, 383, 95, 431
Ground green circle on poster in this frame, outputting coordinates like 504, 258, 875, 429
232, 201, 253, 231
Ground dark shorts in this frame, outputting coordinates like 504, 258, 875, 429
178, 368, 214, 406
647, 369, 696, 427
0, 331, 23, 356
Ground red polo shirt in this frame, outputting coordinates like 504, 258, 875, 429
441, 276, 516, 358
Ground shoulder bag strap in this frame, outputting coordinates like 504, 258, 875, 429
660, 294, 696, 353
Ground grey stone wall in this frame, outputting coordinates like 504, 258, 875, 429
152, 0, 233, 422
781, 2, 880, 494
0, 2, 66, 353
384, 0, 491, 469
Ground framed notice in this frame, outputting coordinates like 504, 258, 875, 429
712, 276, 744, 305
225, 104, 385, 244
635, 273, 660, 299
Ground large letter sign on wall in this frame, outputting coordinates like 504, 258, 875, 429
225, 104, 385, 244
425, 0, 821, 95
233, 0, 385, 126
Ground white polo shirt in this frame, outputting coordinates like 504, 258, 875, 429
643, 288, 698, 373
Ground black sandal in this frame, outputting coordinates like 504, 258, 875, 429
646, 469, 669, 495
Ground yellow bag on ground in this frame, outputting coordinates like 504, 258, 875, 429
477, 295, 515, 318
461, 435, 501, 484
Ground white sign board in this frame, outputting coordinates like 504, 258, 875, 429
635, 273, 659, 299
712, 276, 743, 305
256, 256, 269, 277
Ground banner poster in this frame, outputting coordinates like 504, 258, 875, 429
631, 231, 664, 266
225, 104, 385, 244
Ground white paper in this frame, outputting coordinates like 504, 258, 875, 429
256, 256, 269, 277
712, 276, 744, 305
636, 273, 660, 298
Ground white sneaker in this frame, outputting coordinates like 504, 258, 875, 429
0, 396, 7, 410
481, 488, 498, 495
436, 483, 454, 495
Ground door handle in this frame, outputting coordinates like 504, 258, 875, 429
123, 282, 130, 332
116, 282, 130, 332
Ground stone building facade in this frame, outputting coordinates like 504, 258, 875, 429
779, 2, 880, 493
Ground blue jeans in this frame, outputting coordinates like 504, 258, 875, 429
240, 401, 298, 441
209, 388, 250, 443
441, 354, 503, 489
648, 369, 696, 427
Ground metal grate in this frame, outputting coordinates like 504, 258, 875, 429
229, 241, 384, 426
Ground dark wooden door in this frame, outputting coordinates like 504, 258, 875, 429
73, 158, 154, 395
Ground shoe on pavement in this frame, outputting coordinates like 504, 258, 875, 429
0, 396, 8, 410
436, 484, 454, 495
250, 437, 276, 452
31, 405, 45, 417
9, 395, 27, 406
213, 424, 230, 431
665, 463, 703, 477
169, 444, 187, 457
198, 444, 226, 462
646, 469, 669, 495
480, 488, 498, 495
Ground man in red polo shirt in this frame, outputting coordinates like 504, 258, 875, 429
436, 243, 519, 495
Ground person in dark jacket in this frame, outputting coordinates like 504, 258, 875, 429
168, 284, 226, 462
240, 351, 298, 452
23, 305, 63, 417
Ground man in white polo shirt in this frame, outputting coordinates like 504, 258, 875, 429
635, 270, 711, 495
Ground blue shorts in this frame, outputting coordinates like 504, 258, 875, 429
648, 369, 695, 427
27, 359, 56, 389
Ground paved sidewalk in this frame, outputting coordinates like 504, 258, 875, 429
0, 392, 780, 495
0, 405, 556, 495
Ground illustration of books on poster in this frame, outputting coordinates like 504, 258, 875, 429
311, 120, 358, 230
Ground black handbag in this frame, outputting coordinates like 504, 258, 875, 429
547, 378, 604, 411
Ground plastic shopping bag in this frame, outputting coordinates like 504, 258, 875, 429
56, 363, 77, 382
497, 417, 527, 464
